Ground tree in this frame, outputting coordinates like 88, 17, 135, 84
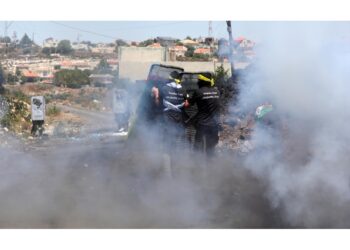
42, 47, 55, 56
94, 59, 112, 74
54, 69, 90, 88
7, 73, 18, 84
185, 45, 195, 57
138, 39, 155, 47
0, 36, 11, 43
56, 40, 73, 55
116, 39, 128, 47
0, 66, 5, 85
19, 33, 33, 49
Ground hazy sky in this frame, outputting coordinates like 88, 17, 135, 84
2, 21, 350, 45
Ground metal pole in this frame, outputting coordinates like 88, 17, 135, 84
226, 21, 235, 77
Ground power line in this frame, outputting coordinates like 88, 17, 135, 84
50, 21, 118, 40
50, 21, 190, 41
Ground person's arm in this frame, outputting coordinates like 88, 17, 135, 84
151, 86, 160, 105
188, 89, 201, 106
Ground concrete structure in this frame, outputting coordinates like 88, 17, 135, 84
169, 45, 187, 58
118, 46, 166, 62
43, 38, 58, 48
72, 43, 89, 51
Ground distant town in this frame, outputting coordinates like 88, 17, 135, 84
0, 33, 255, 86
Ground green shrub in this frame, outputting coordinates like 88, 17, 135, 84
47, 105, 61, 116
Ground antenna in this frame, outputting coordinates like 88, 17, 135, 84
77, 33, 81, 43
208, 21, 213, 37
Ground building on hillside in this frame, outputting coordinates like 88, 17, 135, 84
22, 70, 40, 82
72, 43, 89, 51
43, 37, 59, 48
107, 59, 118, 71
147, 43, 162, 48
168, 45, 188, 60
90, 44, 115, 55
181, 39, 199, 47
194, 47, 211, 55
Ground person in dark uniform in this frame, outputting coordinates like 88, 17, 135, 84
150, 71, 187, 177
187, 72, 221, 157
158, 71, 187, 151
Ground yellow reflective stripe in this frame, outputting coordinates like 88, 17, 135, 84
198, 74, 215, 86
169, 76, 181, 84
198, 74, 211, 82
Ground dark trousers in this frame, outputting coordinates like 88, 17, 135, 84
31, 120, 44, 136
194, 125, 219, 157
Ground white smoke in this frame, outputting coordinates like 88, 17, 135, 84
238, 22, 350, 227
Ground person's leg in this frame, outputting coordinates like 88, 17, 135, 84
31, 121, 38, 136
194, 126, 204, 153
205, 126, 219, 158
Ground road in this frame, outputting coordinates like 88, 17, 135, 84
54, 103, 118, 134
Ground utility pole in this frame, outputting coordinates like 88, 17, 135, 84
4, 21, 13, 57
77, 33, 81, 44
208, 21, 213, 37
226, 21, 235, 77
4, 21, 13, 38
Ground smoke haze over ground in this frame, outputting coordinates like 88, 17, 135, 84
1, 22, 350, 228
237, 22, 350, 227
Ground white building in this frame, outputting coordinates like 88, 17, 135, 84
43, 37, 59, 48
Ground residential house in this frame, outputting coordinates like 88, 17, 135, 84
147, 43, 162, 48
168, 45, 188, 60
72, 43, 89, 51
107, 59, 118, 71
22, 70, 39, 82
90, 44, 115, 55
43, 37, 58, 48
194, 47, 211, 55
181, 39, 199, 47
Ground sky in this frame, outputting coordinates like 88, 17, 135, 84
1, 21, 350, 45
0, 21, 242, 44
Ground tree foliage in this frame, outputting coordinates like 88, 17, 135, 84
214, 65, 238, 114
138, 39, 155, 47
19, 33, 33, 49
94, 59, 112, 74
0, 66, 6, 85
116, 39, 128, 47
56, 40, 73, 55
0, 36, 11, 43
184, 45, 195, 57
54, 69, 90, 88
41, 47, 56, 56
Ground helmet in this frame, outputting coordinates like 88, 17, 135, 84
169, 71, 181, 84
198, 72, 215, 87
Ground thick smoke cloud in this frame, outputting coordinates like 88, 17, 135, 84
238, 22, 350, 227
